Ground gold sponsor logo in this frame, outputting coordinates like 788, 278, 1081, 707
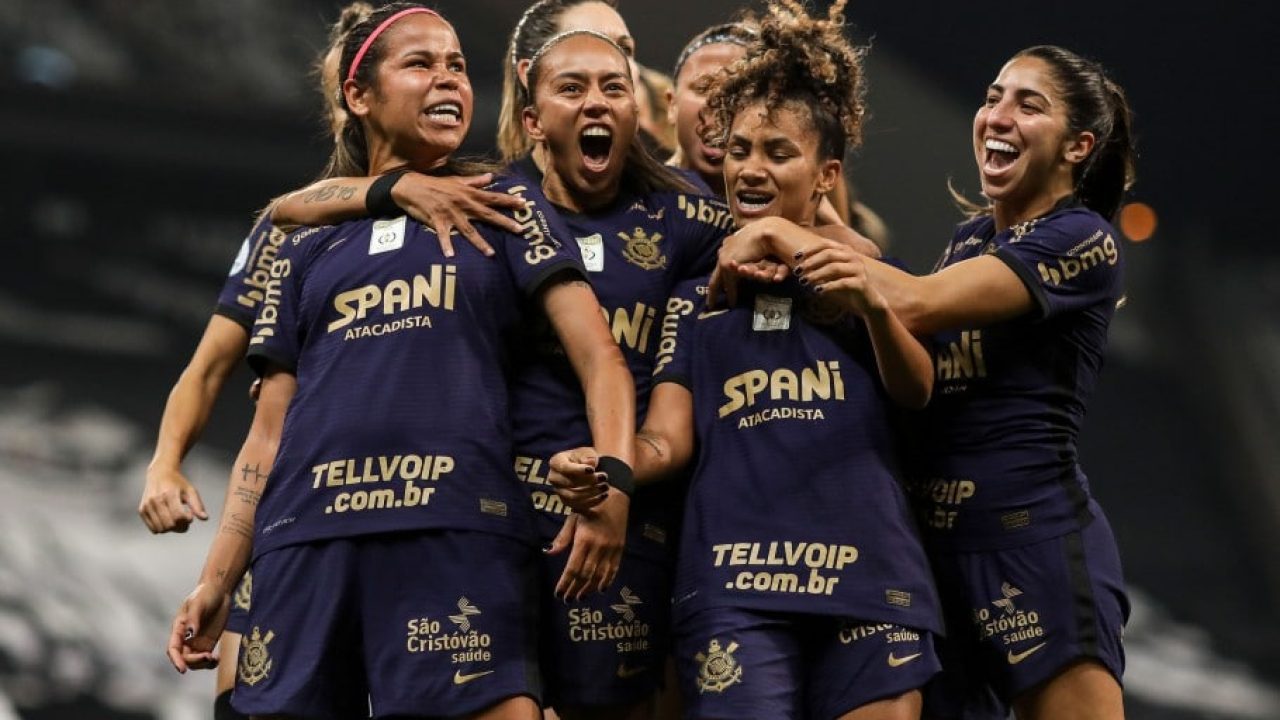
237, 626, 274, 687
653, 295, 697, 377
677, 195, 734, 230
453, 669, 495, 684
695, 639, 742, 694
328, 265, 456, 333
1007, 642, 1048, 665
887, 652, 923, 668
719, 361, 845, 419
616, 662, 648, 679
936, 330, 987, 383
1036, 231, 1119, 286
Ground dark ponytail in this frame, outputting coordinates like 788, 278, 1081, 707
1016, 45, 1136, 220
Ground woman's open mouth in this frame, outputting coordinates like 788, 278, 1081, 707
579, 125, 614, 174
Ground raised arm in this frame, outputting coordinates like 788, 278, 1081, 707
141, 315, 248, 533
713, 217, 1033, 334
167, 367, 295, 673
272, 170, 527, 257
540, 276, 636, 599
799, 245, 1033, 335
806, 255, 934, 408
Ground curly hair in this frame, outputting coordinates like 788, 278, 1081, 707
702, 0, 866, 162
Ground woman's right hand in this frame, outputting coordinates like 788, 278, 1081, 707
391, 173, 529, 258
548, 447, 610, 512
139, 466, 208, 534
167, 582, 231, 673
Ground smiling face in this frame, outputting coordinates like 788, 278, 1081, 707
974, 55, 1094, 222
523, 34, 637, 210
669, 42, 748, 191
724, 101, 839, 227
345, 13, 473, 173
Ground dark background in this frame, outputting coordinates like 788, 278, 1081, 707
1, 1, 1277, 718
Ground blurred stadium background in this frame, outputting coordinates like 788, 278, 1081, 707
1, 1, 1277, 718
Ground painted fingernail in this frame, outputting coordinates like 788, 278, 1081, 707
794, 250, 805, 259
797, 276, 809, 286
814, 285, 825, 293
184, 628, 194, 641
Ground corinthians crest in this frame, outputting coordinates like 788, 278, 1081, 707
237, 626, 275, 687
695, 638, 742, 693
619, 227, 667, 270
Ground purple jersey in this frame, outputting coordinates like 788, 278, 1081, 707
215, 211, 289, 330
505, 157, 729, 562
655, 276, 941, 633
909, 201, 1125, 550
245, 177, 583, 559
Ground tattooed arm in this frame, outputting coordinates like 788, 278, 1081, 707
167, 367, 296, 673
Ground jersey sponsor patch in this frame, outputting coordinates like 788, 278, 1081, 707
752, 294, 791, 332
576, 233, 605, 272
369, 216, 407, 255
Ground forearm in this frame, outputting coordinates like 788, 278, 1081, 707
197, 435, 275, 595
149, 325, 245, 472
272, 177, 372, 227
861, 305, 934, 409
581, 353, 636, 466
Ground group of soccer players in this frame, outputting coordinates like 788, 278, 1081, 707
145, 1, 1138, 719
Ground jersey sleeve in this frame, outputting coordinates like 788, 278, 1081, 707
214, 211, 286, 329
246, 227, 317, 376
487, 177, 587, 295
652, 278, 704, 389
993, 211, 1123, 321
670, 193, 733, 280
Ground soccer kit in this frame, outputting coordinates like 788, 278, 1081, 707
506, 156, 727, 706
233, 177, 582, 718
910, 200, 1130, 713
655, 274, 944, 719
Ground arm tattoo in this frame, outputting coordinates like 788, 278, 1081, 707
240, 462, 269, 485
220, 512, 254, 540
637, 430, 666, 461
301, 184, 358, 204
233, 484, 262, 506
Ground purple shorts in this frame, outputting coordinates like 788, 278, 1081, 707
539, 550, 672, 709
676, 607, 939, 720
923, 508, 1128, 716
224, 569, 252, 636
231, 530, 541, 719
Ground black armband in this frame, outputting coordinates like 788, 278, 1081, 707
366, 167, 411, 217
596, 455, 635, 499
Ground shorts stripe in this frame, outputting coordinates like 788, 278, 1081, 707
1063, 529, 1099, 656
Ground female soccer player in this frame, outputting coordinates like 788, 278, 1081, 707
664, 22, 756, 197
713, 43, 1136, 720
510, 28, 728, 720
553, 2, 945, 717
138, 8, 378, 720
165, 5, 634, 718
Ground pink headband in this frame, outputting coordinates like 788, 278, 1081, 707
346, 7, 442, 83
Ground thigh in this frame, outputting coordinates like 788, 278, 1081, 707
360, 530, 542, 718
807, 620, 940, 720
231, 542, 368, 720
539, 550, 672, 711
674, 607, 802, 720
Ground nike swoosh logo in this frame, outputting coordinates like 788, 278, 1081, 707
453, 669, 496, 685
616, 663, 648, 679
1006, 642, 1048, 665
887, 652, 923, 668
697, 309, 729, 320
